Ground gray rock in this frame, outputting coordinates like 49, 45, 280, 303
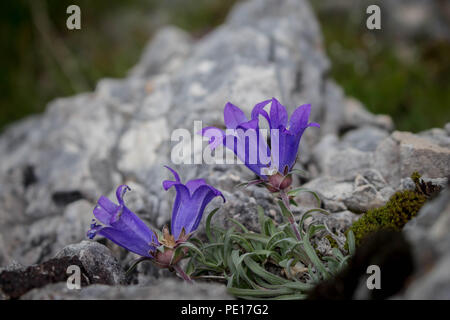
21, 278, 232, 300
312, 134, 373, 178
343, 183, 386, 214
129, 26, 193, 78
299, 173, 390, 214
373, 131, 450, 187
342, 98, 394, 132
358, 168, 389, 190
401, 255, 450, 300
418, 127, 450, 149
298, 176, 353, 212
56, 200, 95, 248
55, 241, 126, 285
445, 123, 450, 135
404, 188, 450, 256
399, 188, 450, 299
341, 126, 389, 152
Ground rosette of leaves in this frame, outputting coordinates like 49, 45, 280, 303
179, 189, 355, 300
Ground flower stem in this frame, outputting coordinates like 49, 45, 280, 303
173, 263, 193, 284
280, 190, 302, 242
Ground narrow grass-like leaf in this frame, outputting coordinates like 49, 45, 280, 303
227, 218, 249, 233
241, 233, 270, 244
303, 233, 330, 279
244, 256, 288, 285
223, 227, 235, 268
257, 205, 266, 232
205, 208, 220, 242
287, 188, 321, 207
272, 293, 308, 300
227, 287, 293, 298
289, 169, 309, 177
176, 242, 205, 262
347, 230, 356, 256
278, 200, 294, 220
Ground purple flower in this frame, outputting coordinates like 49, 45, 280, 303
201, 98, 319, 179
162, 166, 225, 240
252, 98, 320, 174
87, 168, 225, 267
201, 101, 272, 178
87, 185, 158, 258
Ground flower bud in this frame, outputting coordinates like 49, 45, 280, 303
266, 172, 293, 193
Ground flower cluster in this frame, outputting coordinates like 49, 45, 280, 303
87, 98, 319, 284
201, 98, 319, 191
87, 167, 224, 273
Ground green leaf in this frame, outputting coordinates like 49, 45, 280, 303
185, 257, 195, 276
230, 234, 254, 252
257, 205, 266, 232
282, 281, 313, 291
289, 169, 309, 177
223, 227, 235, 268
227, 287, 293, 298
283, 258, 295, 279
303, 232, 330, 279
266, 231, 284, 249
278, 200, 294, 220
235, 179, 263, 189
227, 218, 249, 233
202, 242, 224, 250
205, 208, 220, 242
231, 250, 258, 289
125, 257, 150, 276
347, 230, 356, 256
263, 217, 278, 236
177, 242, 205, 262
272, 293, 308, 300
244, 256, 288, 285
287, 187, 321, 207
289, 198, 299, 207
241, 233, 270, 245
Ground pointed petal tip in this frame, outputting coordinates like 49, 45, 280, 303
224, 102, 248, 129
164, 165, 181, 182
116, 185, 131, 204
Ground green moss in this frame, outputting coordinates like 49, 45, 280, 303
325, 235, 339, 249
347, 172, 429, 247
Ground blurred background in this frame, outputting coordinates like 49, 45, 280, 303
1, 0, 449, 133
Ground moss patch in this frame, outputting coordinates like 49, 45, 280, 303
347, 172, 440, 247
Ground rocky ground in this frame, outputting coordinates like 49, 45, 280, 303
0, 0, 449, 299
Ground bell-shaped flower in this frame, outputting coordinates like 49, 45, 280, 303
87, 185, 159, 258
87, 168, 225, 271
201, 98, 319, 186
201, 101, 272, 178
162, 166, 225, 240
252, 98, 320, 174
